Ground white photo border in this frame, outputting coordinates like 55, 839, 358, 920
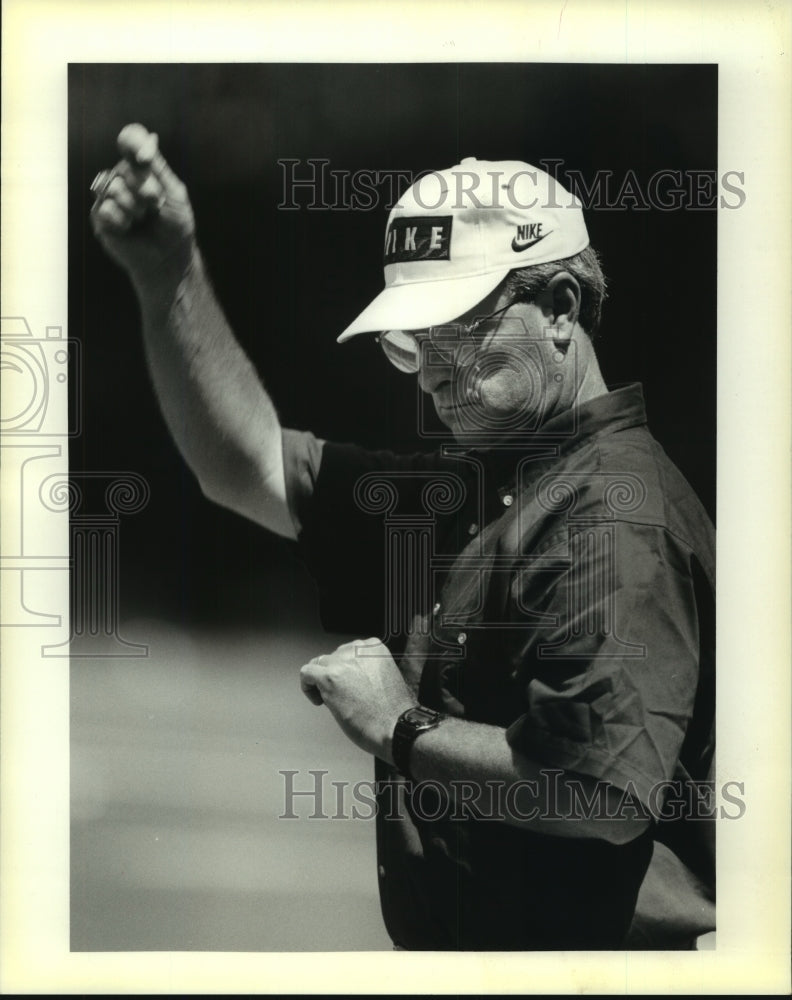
1, 0, 790, 993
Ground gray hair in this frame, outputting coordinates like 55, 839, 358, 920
503, 245, 607, 337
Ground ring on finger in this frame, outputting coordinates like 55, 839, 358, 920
90, 168, 116, 204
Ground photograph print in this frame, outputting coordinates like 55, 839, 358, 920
68, 61, 720, 952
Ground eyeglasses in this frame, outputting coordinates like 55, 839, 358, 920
377, 297, 521, 374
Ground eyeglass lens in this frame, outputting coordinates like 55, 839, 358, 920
378, 297, 520, 373
379, 328, 479, 373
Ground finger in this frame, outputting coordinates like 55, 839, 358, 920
301, 658, 327, 681
301, 681, 324, 707
111, 159, 166, 205
116, 123, 159, 168
147, 148, 188, 202
92, 196, 134, 233
118, 123, 186, 201
300, 663, 325, 705
104, 175, 148, 220
117, 123, 186, 203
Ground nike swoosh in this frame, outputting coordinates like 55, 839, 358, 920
511, 232, 551, 253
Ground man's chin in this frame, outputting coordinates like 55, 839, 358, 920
434, 398, 483, 442
434, 396, 545, 444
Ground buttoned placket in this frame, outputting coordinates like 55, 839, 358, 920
428, 472, 522, 653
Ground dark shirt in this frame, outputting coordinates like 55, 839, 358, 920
283, 384, 715, 950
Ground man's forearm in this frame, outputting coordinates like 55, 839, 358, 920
405, 716, 651, 845
300, 640, 651, 846
133, 249, 295, 538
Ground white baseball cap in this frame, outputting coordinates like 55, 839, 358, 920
337, 157, 589, 342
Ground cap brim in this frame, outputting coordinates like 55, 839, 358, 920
337, 269, 511, 343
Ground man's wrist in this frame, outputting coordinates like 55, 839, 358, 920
132, 243, 201, 317
391, 705, 446, 780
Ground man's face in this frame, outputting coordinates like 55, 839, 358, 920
414, 287, 574, 443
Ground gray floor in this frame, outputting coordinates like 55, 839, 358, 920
71, 620, 392, 951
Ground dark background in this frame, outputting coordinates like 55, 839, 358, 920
69, 62, 717, 629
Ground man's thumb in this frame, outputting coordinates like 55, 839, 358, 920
117, 123, 159, 166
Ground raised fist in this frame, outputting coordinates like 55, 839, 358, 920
90, 124, 196, 285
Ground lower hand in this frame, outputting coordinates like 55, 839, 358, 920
300, 638, 415, 764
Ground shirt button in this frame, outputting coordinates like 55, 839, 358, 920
468, 522, 479, 535
432, 601, 441, 615
502, 494, 513, 507
457, 632, 467, 645
378, 865, 386, 878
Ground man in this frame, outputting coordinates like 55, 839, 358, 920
91, 124, 715, 950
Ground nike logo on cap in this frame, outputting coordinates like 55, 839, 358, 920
511, 223, 552, 253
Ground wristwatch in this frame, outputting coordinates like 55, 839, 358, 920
391, 706, 446, 781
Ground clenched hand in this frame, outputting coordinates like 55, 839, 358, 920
90, 123, 196, 286
300, 638, 415, 764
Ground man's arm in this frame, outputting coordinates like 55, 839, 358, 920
299, 639, 651, 846
405, 715, 650, 846
91, 123, 296, 540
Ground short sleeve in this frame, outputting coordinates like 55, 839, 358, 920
505, 520, 708, 806
280, 427, 453, 637
281, 427, 325, 537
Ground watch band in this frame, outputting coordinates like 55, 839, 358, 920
392, 706, 445, 781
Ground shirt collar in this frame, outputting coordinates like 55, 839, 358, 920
538, 381, 648, 443
459, 383, 649, 491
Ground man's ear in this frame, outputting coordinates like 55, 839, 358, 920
538, 271, 581, 347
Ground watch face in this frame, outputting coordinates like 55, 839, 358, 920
403, 707, 440, 727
